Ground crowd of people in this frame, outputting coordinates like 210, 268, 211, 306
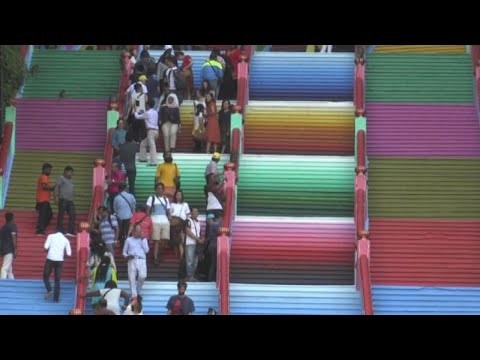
0, 45, 247, 315
119, 45, 242, 162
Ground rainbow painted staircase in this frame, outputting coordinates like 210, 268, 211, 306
366, 45, 480, 314
100, 50, 231, 313
228, 51, 363, 314
0, 48, 120, 314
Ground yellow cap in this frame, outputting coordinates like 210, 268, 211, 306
138, 75, 147, 81
212, 152, 221, 160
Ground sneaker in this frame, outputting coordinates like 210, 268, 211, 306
66, 233, 76, 237
138, 160, 148, 163
147, 163, 158, 167
36, 231, 46, 236
44, 291, 53, 300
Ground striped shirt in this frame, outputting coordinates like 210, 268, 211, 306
99, 215, 118, 245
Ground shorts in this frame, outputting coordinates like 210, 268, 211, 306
152, 222, 170, 241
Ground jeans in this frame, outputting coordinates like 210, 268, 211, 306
43, 259, 64, 301
185, 244, 198, 277
126, 167, 136, 196
36, 202, 53, 233
56, 199, 76, 234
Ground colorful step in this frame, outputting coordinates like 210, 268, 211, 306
250, 52, 354, 101
237, 154, 355, 217
366, 103, 480, 156
23, 49, 121, 99
6, 150, 101, 212
245, 101, 354, 155
230, 218, 355, 285
366, 54, 473, 103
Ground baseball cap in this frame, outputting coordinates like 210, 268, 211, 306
212, 152, 221, 160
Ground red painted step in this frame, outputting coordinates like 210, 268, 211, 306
0, 209, 87, 280
230, 220, 356, 285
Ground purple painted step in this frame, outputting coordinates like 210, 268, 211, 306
16, 99, 109, 152
366, 103, 480, 156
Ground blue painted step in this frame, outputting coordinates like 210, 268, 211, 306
230, 283, 362, 315
249, 53, 354, 101
372, 286, 480, 315
0, 279, 76, 315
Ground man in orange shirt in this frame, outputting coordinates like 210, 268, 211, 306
36, 163, 55, 236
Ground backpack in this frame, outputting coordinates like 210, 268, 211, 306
171, 296, 183, 315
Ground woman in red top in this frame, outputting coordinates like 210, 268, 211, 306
205, 92, 221, 154
177, 51, 194, 100
128, 204, 153, 241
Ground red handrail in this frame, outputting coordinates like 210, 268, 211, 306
473, 45, 480, 107
103, 128, 115, 186
357, 232, 373, 315
218, 168, 236, 314
74, 163, 105, 313
116, 53, 133, 119
355, 172, 367, 237
354, 49, 373, 315
0, 122, 13, 176
354, 59, 365, 113
231, 128, 241, 182
471, 45, 479, 72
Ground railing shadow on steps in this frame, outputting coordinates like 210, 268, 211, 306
217, 46, 253, 315
353, 45, 373, 315
74, 50, 135, 314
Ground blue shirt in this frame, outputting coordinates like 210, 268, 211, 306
122, 236, 149, 258
112, 129, 127, 148
113, 191, 136, 220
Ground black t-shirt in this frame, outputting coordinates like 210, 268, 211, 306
166, 295, 195, 315
0, 223, 17, 256
119, 142, 138, 170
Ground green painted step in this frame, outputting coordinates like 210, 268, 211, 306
368, 158, 480, 218
6, 151, 101, 212
237, 155, 355, 217
23, 50, 121, 99
135, 154, 229, 212
366, 54, 473, 103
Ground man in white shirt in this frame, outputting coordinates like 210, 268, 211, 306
123, 225, 150, 298
135, 99, 159, 166
43, 231, 72, 302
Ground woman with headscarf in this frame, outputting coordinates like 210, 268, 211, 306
160, 93, 181, 153
205, 92, 221, 154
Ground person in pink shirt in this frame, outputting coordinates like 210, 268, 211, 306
107, 162, 126, 213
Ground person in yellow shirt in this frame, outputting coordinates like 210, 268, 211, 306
306, 45, 321, 52
155, 152, 181, 202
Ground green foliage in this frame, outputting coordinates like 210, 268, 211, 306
0, 45, 36, 110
